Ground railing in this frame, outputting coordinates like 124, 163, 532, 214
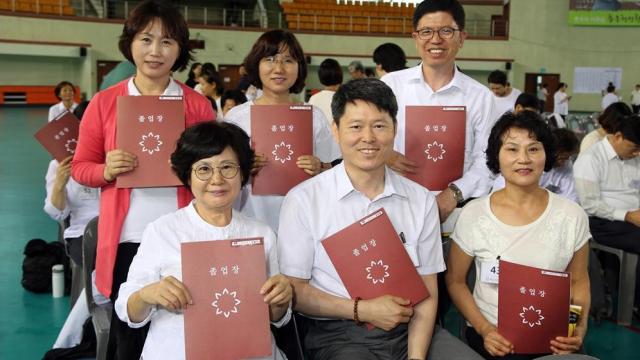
1, 0, 507, 37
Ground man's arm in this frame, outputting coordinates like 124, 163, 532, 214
407, 274, 438, 360
289, 277, 413, 331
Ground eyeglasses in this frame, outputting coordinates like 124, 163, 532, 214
413, 26, 460, 40
192, 163, 240, 181
261, 56, 298, 68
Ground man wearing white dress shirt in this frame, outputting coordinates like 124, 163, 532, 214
381, 0, 497, 222
574, 114, 640, 308
278, 78, 480, 360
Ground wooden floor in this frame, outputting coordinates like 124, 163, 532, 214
0, 106, 639, 359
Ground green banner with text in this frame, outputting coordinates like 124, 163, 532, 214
569, 10, 640, 26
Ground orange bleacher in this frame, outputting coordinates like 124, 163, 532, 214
282, 0, 415, 34
0, 85, 81, 105
0, 0, 75, 16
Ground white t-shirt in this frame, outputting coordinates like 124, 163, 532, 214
115, 203, 289, 360
48, 101, 78, 122
381, 64, 498, 199
119, 77, 182, 243
601, 93, 620, 110
631, 89, 640, 106
451, 191, 590, 326
278, 162, 445, 301
225, 101, 341, 231
553, 91, 569, 115
44, 159, 100, 238
493, 88, 522, 117
308, 90, 336, 125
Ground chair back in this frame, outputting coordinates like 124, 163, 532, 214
82, 216, 99, 312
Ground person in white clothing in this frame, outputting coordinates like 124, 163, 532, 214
198, 65, 224, 115
116, 121, 292, 360
219, 89, 247, 119
553, 82, 571, 119
446, 111, 590, 359
381, 0, 497, 223
630, 83, 640, 114
308, 58, 343, 124
225, 29, 340, 231
487, 70, 522, 117
279, 78, 480, 360
579, 102, 632, 153
48, 81, 78, 122
601, 84, 621, 110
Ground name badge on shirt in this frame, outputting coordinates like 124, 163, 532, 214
79, 187, 98, 200
480, 260, 500, 284
404, 244, 420, 267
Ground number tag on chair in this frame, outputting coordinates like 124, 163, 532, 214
480, 260, 500, 284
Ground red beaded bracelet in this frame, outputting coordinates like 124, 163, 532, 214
354, 297, 363, 326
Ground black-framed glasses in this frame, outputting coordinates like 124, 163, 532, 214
414, 26, 460, 40
192, 163, 240, 181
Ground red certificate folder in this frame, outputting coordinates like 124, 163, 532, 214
250, 104, 313, 195
498, 260, 570, 354
115, 95, 185, 188
321, 209, 430, 307
34, 111, 80, 162
181, 238, 271, 360
405, 106, 466, 191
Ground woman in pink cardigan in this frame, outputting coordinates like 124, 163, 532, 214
71, 1, 214, 358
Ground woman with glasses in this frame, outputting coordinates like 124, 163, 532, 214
71, 1, 215, 358
225, 29, 339, 232
115, 122, 292, 359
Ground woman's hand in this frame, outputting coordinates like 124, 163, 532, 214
480, 325, 514, 357
260, 274, 292, 307
138, 276, 193, 311
550, 334, 583, 354
104, 149, 137, 182
296, 155, 322, 176
251, 153, 268, 176
55, 156, 73, 186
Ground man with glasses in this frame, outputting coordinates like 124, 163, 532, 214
381, 0, 497, 224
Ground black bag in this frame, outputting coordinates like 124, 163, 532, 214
22, 238, 71, 294
42, 317, 97, 360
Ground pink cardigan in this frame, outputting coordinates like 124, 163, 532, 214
71, 79, 215, 297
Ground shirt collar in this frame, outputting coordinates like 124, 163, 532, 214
335, 162, 408, 201
603, 137, 620, 160
127, 77, 183, 96
408, 63, 465, 95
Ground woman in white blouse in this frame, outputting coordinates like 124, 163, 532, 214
48, 81, 78, 121
115, 121, 292, 359
553, 82, 572, 119
446, 111, 590, 359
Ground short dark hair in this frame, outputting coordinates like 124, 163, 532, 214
598, 102, 632, 133
318, 58, 343, 86
73, 101, 90, 121
54, 81, 74, 100
118, 0, 192, 73
487, 70, 507, 86
413, 0, 466, 30
617, 115, 640, 145
373, 43, 407, 73
243, 29, 307, 94
171, 122, 254, 188
486, 111, 557, 175
553, 128, 579, 155
606, 84, 616, 93
332, 78, 397, 126
557, 82, 567, 91
187, 62, 201, 81
200, 67, 224, 96
515, 93, 540, 111
221, 89, 248, 108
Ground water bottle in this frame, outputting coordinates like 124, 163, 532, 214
52, 264, 64, 298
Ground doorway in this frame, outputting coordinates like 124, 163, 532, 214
524, 73, 560, 113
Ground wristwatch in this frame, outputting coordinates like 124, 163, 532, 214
448, 183, 464, 204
